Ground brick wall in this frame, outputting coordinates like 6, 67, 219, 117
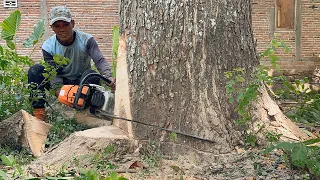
0, 0, 118, 64
252, 0, 320, 75
1, 1, 319, 75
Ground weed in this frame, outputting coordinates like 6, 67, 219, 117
90, 146, 118, 172
265, 138, 320, 178
0, 146, 35, 165
112, 26, 119, 78
46, 112, 90, 148
224, 37, 291, 148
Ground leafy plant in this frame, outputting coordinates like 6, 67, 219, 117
0, 155, 23, 179
0, 9, 44, 120
90, 145, 118, 172
105, 171, 128, 180
46, 112, 90, 148
111, 26, 119, 78
265, 138, 320, 178
224, 37, 290, 147
141, 141, 161, 168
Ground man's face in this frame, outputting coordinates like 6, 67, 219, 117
51, 20, 74, 44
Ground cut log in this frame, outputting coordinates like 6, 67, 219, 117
0, 110, 51, 157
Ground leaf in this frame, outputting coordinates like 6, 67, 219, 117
110, 171, 118, 180
112, 26, 119, 61
5, 40, 15, 50
1, 10, 21, 45
0, 155, 15, 166
23, 19, 45, 48
302, 138, 320, 145
0, 170, 8, 180
118, 177, 128, 180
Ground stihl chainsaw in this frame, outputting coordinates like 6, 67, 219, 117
58, 73, 115, 116
57, 73, 216, 144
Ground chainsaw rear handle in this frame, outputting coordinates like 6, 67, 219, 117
73, 73, 112, 110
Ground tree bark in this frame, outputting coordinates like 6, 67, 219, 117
118, 0, 307, 153
0, 110, 25, 147
0, 110, 51, 156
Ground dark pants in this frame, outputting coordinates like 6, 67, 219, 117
28, 64, 99, 108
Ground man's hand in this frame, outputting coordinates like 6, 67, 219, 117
107, 78, 116, 92
55, 89, 61, 97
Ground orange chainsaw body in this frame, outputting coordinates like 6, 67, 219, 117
58, 85, 89, 107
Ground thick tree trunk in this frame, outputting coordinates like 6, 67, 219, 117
117, 0, 307, 153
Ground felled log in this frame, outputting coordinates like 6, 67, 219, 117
0, 110, 51, 156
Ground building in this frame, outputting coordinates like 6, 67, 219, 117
252, 0, 320, 76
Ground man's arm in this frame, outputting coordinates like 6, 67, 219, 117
86, 37, 113, 79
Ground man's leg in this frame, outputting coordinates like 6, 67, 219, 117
28, 64, 50, 120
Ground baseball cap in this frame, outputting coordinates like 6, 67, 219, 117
49, 6, 72, 25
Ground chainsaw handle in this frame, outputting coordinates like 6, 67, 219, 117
73, 73, 112, 110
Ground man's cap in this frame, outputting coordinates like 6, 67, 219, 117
49, 6, 72, 25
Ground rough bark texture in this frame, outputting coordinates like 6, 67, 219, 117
0, 110, 25, 147
119, 0, 259, 153
0, 110, 51, 156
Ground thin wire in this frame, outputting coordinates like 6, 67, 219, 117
96, 111, 216, 144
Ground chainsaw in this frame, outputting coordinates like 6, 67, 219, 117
58, 73, 115, 116
57, 73, 216, 144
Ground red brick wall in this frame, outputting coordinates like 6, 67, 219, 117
252, 0, 320, 74
1, 1, 320, 74
0, 0, 118, 64
301, 1, 320, 60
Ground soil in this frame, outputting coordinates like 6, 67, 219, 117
26, 137, 308, 180
25, 101, 311, 180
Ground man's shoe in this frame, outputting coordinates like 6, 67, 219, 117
33, 108, 46, 121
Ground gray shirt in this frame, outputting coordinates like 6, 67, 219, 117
42, 29, 112, 89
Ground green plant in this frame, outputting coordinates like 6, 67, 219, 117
0, 10, 44, 120
259, 37, 290, 71
46, 112, 90, 148
0, 155, 23, 179
265, 138, 320, 178
141, 141, 161, 168
169, 132, 178, 142
0, 146, 35, 165
111, 26, 119, 78
290, 100, 320, 124
224, 37, 291, 147
90, 146, 118, 172
265, 131, 282, 144
105, 172, 128, 180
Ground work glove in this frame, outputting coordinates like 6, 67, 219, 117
107, 78, 116, 92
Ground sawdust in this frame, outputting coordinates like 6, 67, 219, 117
26, 134, 305, 180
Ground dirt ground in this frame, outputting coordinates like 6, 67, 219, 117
26, 136, 308, 180
25, 103, 310, 180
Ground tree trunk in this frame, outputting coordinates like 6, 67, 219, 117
117, 0, 307, 154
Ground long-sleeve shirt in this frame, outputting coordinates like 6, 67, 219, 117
42, 29, 112, 89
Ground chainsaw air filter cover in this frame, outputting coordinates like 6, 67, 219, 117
91, 91, 105, 108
